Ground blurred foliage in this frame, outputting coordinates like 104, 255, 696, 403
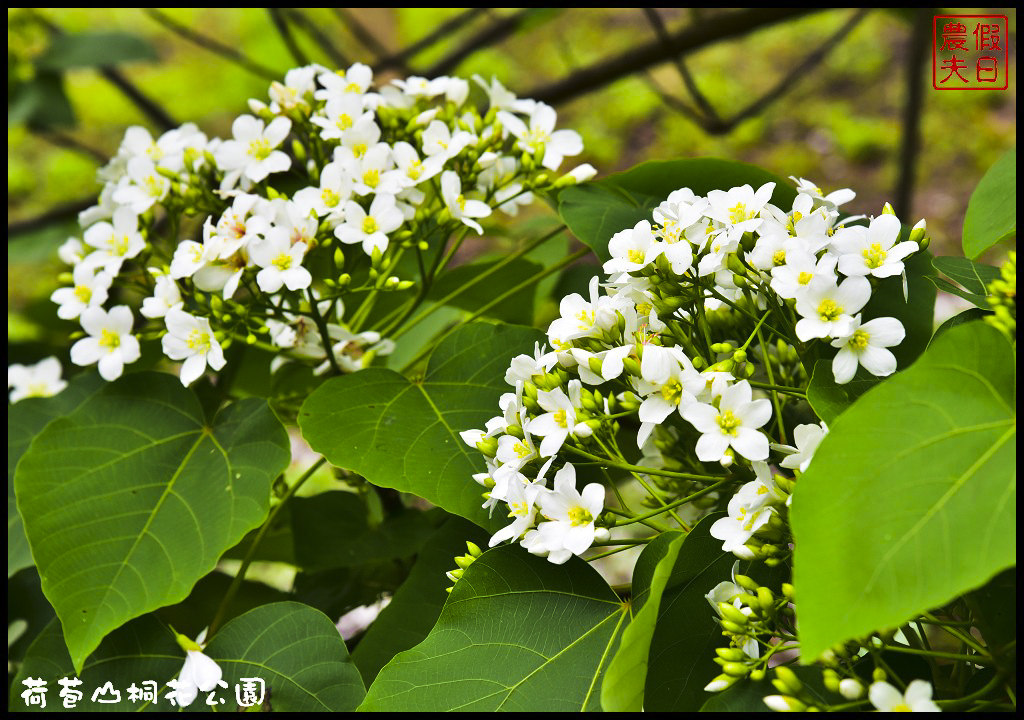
7, 7, 1017, 365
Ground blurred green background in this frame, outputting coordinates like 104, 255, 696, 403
7, 7, 1017, 351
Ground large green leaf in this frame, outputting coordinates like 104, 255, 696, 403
15, 372, 290, 672
427, 256, 543, 324
930, 256, 1001, 308
601, 530, 686, 711
963, 148, 1016, 259
360, 545, 629, 711
299, 322, 544, 528
792, 322, 1016, 661
644, 513, 740, 711
10, 602, 365, 712
36, 32, 158, 70
558, 158, 797, 260
351, 516, 490, 685
8, 373, 104, 577
805, 360, 877, 425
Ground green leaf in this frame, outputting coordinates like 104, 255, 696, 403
8, 373, 104, 577
929, 308, 991, 345
156, 571, 291, 640
299, 322, 544, 528
202, 602, 366, 712
792, 322, 1016, 661
558, 158, 796, 260
10, 602, 365, 712
806, 359, 878, 425
36, 32, 158, 70
7, 70, 76, 129
963, 148, 1016, 259
360, 545, 629, 711
931, 256, 1000, 308
601, 531, 686, 711
965, 567, 1016, 674
644, 513, 739, 711
15, 372, 290, 672
289, 491, 437, 570
428, 256, 543, 324
351, 516, 490, 685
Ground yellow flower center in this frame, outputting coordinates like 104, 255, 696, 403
848, 328, 870, 350
892, 704, 911, 712
344, 81, 361, 93
576, 309, 595, 329
636, 302, 652, 316
797, 271, 814, 285
74, 285, 92, 304
144, 174, 164, 198
362, 216, 379, 235
553, 409, 568, 428
407, 160, 423, 180
113, 234, 133, 257
187, 329, 211, 353
322, 188, 340, 208
514, 442, 531, 459
628, 248, 645, 264
248, 138, 273, 160
772, 250, 787, 266
817, 298, 843, 322
508, 501, 528, 518
335, 114, 353, 131
352, 143, 367, 158
455, 193, 466, 212
362, 168, 380, 188
273, 253, 292, 271
729, 202, 749, 223
99, 328, 121, 350
26, 382, 49, 398
661, 378, 683, 406
717, 410, 740, 436
568, 506, 593, 527
862, 242, 888, 269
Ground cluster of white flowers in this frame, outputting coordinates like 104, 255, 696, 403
463, 176, 925, 564
42, 63, 591, 388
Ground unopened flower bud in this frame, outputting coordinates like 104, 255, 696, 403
716, 647, 746, 662
908, 218, 927, 246
872, 667, 887, 683
881, 202, 896, 215
722, 661, 750, 677
774, 666, 803, 695
763, 695, 806, 712
718, 603, 748, 625
839, 678, 864, 700
704, 674, 737, 693
734, 574, 759, 592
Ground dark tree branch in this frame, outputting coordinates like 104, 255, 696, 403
99, 66, 177, 132
425, 8, 543, 77
267, 8, 310, 67
9, 197, 95, 238
895, 8, 931, 219
530, 7, 821, 106
642, 8, 722, 124
374, 8, 487, 73
33, 128, 108, 163
145, 8, 279, 81
330, 7, 390, 61
284, 8, 350, 68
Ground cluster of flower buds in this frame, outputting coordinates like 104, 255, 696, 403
42, 63, 592, 388
985, 251, 1016, 339
463, 176, 925, 564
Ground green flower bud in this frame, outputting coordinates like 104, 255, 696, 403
622, 357, 642, 377
174, 631, 202, 653
720, 619, 746, 634
334, 247, 346, 267
57, 272, 74, 284
822, 669, 841, 693
715, 647, 746, 662
710, 342, 735, 354
466, 541, 483, 557
475, 436, 498, 457
446, 568, 463, 581
750, 668, 765, 682
290, 138, 307, 163
246, 333, 258, 345
881, 202, 896, 215
781, 583, 795, 600
732, 349, 747, 364
722, 661, 750, 678
872, 667, 887, 683
718, 603, 748, 625
454, 554, 475, 570
337, 273, 352, 287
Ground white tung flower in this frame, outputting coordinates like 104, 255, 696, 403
528, 463, 606, 563
167, 648, 224, 708
215, 115, 292, 187
869, 680, 941, 712
50, 263, 112, 320
776, 422, 828, 473
8, 357, 67, 403
441, 171, 491, 234
682, 380, 772, 463
497, 103, 582, 171
832, 213, 917, 279
335, 194, 404, 255
794, 276, 871, 342
249, 230, 312, 294
161, 308, 227, 386
70, 305, 141, 381
81, 207, 145, 275
830, 315, 905, 384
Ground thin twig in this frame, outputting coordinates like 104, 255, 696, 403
98, 66, 177, 132
144, 8, 279, 81
284, 8, 350, 68
331, 7, 390, 61
267, 8, 310, 67
33, 128, 108, 163
9, 197, 95, 237
426, 8, 542, 77
894, 8, 931, 218
530, 8, 820, 105
374, 8, 487, 73
642, 8, 722, 123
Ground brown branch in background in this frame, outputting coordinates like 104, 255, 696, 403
284, 8, 350, 69
425, 8, 541, 77
642, 8, 722, 125
374, 8, 487, 73
98, 66, 177, 132
9, 197, 95, 238
894, 8, 932, 219
331, 7, 391, 61
144, 8, 279, 81
33, 128, 108, 164
530, 7, 820, 106
267, 8, 310, 67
